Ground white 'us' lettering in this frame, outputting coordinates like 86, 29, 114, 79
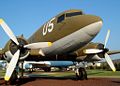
42, 17, 55, 36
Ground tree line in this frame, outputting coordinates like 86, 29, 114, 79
87, 62, 120, 71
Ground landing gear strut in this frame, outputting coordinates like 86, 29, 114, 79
20, 61, 24, 77
75, 62, 87, 80
75, 67, 87, 80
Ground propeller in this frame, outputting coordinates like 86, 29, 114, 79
103, 30, 116, 72
105, 53, 116, 72
4, 50, 20, 81
83, 49, 103, 54
0, 19, 52, 81
84, 30, 116, 72
24, 42, 52, 49
0, 19, 19, 45
104, 30, 110, 48
0, 19, 52, 49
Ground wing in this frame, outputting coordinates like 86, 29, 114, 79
107, 50, 120, 55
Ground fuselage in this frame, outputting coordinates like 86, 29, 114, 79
28, 9, 103, 55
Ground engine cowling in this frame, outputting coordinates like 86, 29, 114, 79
3, 37, 29, 61
75, 43, 105, 61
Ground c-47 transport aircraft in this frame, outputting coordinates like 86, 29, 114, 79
0, 9, 119, 83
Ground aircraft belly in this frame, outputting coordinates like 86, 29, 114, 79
43, 28, 93, 55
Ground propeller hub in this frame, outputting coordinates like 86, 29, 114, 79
18, 44, 24, 50
6, 37, 29, 60
103, 48, 109, 53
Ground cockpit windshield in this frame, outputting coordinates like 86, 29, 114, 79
57, 11, 83, 23
66, 12, 83, 17
57, 14, 65, 23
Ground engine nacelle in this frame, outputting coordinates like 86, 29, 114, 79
76, 54, 101, 62
3, 37, 29, 61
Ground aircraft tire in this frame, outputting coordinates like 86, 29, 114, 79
76, 68, 87, 80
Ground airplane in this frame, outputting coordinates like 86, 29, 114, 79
0, 9, 119, 83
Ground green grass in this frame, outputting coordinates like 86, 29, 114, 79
0, 69, 5, 77
87, 70, 120, 76
87, 70, 120, 78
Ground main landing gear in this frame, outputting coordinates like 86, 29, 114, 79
75, 62, 87, 80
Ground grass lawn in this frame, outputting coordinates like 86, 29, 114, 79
87, 69, 120, 78
0, 69, 5, 77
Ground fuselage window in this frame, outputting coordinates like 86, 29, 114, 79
66, 12, 83, 17
57, 14, 65, 23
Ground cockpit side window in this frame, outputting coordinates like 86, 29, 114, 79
57, 14, 65, 23
66, 12, 83, 17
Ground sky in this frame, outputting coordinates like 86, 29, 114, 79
0, 0, 120, 59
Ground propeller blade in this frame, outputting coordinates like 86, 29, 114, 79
24, 42, 52, 49
0, 19, 19, 45
83, 49, 103, 54
105, 53, 116, 72
4, 50, 20, 81
104, 30, 110, 48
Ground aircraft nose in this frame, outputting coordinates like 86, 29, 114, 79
69, 14, 103, 36
81, 15, 103, 37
